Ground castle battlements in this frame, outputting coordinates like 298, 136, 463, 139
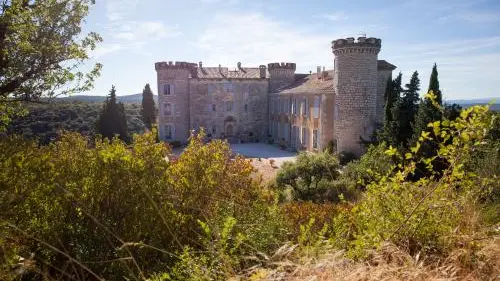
155, 61, 198, 71
332, 37, 381, 55
267, 62, 296, 70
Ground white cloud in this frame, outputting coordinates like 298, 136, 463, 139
317, 12, 348, 21
100, 0, 181, 57
439, 11, 500, 23
198, 12, 346, 72
112, 21, 182, 41
91, 43, 124, 59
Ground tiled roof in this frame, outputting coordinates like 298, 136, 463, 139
378, 60, 397, 70
196, 67, 266, 79
276, 71, 334, 95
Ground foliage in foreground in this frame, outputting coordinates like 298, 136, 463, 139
0, 131, 284, 280
332, 103, 499, 258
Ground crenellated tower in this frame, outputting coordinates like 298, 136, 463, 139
155, 61, 197, 143
332, 37, 381, 155
267, 62, 296, 92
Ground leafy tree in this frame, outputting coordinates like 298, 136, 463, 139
0, 0, 101, 131
141, 83, 156, 130
412, 64, 443, 143
96, 86, 130, 142
391, 71, 420, 148
0, 0, 101, 100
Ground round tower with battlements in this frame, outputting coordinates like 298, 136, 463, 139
155, 61, 197, 143
267, 62, 296, 92
332, 37, 381, 155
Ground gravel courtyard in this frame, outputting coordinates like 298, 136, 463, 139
230, 143, 298, 182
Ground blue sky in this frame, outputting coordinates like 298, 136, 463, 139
82, 0, 500, 100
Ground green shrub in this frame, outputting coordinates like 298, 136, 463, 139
338, 150, 357, 165
276, 152, 343, 202
332, 104, 497, 258
341, 142, 395, 190
0, 131, 284, 280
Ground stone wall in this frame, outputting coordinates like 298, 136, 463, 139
189, 79, 269, 141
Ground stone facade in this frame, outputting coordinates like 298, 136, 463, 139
155, 36, 396, 155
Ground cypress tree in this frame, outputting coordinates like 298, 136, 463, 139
379, 72, 403, 146
392, 71, 420, 148
141, 83, 156, 130
413, 63, 443, 142
96, 85, 130, 142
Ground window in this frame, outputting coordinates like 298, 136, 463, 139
292, 98, 297, 114
301, 127, 308, 147
212, 125, 217, 134
224, 82, 233, 92
164, 84, 172, 95
313, 96, 320, 118
208, 85, 215, 95
164, 103, 173, 116
304, 97, 309, 117
212, 104, 216, 112
244, 104, 248, 112
312, 129, 318, 149
226, 101, 233, 111
164, 124, 173, 140
334, 103, 340, 120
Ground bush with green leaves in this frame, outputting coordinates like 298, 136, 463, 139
341, 142, 395, 190
331, 100, 499, 258
276, 151, 351, 202
0, 131, 284, 280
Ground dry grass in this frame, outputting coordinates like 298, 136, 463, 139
240, 238, 500, 281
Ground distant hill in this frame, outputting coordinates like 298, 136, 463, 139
446, 98, 500, 111
58, 93, 159, 104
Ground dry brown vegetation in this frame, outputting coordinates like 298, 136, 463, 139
242, 238, 500, 281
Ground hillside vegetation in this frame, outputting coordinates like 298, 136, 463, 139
6, 101, 147, 144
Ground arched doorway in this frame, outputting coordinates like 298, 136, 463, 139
226, 124, 234, 137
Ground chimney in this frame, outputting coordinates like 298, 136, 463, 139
317, 66, 321, 78
199, 61, 203, 68
237, 62, 242, 70
259, 65, 266, 79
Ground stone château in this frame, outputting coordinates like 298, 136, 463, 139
155, 36, 396, 155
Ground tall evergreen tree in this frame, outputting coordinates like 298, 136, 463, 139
96, 85, 129, 142
392, 71, 420, 148
412, 63, 443, 142
379, 72, 403, 146
141, 83, 156, 130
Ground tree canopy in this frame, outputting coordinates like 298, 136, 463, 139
96, 86, 130, 142
0, 0, 101, 101
141, 83, 156, 130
